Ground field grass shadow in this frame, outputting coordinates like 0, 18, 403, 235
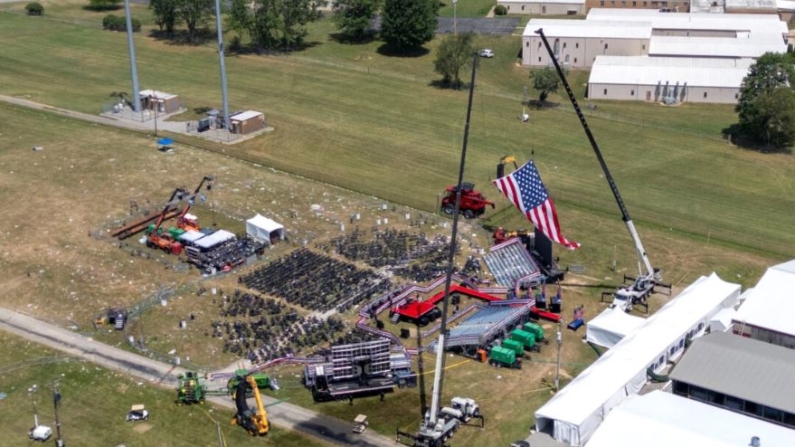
428, 79, 469, 91
148, 29, 215, 46
82, 5, 123, 12
722, 123, 793, 154
329, 31, 378, 45
526, 99, 559, 109
377, 44, 430, 58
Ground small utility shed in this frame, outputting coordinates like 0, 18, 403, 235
588, 56, 753, 104
230, 110, 266, 135
498, 0, 585, 16
732, 259, 795, 349
246, 214, 284, 246
586, 307, 645, 349
669, 331, 795, 429
725, 0, 778, 13
139, 90, 181, 114
586, 391, 795, 447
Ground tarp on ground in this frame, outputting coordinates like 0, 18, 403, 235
586, 308, 645, 348
586, 391, 795, 447
534, 273, 741, 446
195, 229, 235, 250
245, 214, 284, 245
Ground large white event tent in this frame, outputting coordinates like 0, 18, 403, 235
586, 391, 795, 447
732, 259, 795, 348
534, 273, 740, 446
586, 307, 645, 348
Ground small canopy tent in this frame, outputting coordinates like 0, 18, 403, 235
194, 229, 235, 250
246, 214, 284, 246
586, 308, 645, 348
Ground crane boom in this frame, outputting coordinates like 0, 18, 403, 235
428, 53, 479, 428
534, 29, 654, 279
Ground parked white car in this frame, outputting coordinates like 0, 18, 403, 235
479, 49, 495, 58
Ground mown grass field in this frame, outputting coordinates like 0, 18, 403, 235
0, 1, 793, 446
0, 332, 325, 447
1, 1, 792, 262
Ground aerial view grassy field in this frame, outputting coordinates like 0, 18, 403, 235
0, 1, 793, 446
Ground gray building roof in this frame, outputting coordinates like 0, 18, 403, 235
670, 331, 795, 413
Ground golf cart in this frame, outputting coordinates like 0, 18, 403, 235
352, 414, 368, 434
126, 404, 149, 422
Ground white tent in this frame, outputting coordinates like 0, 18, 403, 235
195, 229, 236, 250
178, 230, 206, 244
708, 307, 735, 333
586, 391, 795, 447
535, 273, 741, 446
246, 214, 284, 246
586, 308, 645, 348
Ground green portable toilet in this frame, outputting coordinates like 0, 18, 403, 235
511, 329, 536, 350
523, 322, 545, 342
502, 338, 524, 355
168, 226, 186, 239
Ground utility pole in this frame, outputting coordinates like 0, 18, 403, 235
153, 91, 159, 137
554, 320, 562, 391
214, 0, 231, 136
123, 0, 141, 113
52, 382, 65, 447
453, 0, 458, 35
28, 384, 39, 428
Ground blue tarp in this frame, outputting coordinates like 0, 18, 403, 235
157, 138, 174, 146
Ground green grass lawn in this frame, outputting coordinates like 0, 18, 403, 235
438, 0, 497, 18
0, 332, 324, 447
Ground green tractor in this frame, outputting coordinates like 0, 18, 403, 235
176, 371, 207, 405
227, 369, 278, 397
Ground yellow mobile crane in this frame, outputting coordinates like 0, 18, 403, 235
231, 374, 269, 436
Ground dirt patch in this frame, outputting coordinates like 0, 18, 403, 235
132, 422, 152, 433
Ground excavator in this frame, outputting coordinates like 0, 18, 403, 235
176, 176, 214, 233
231, 374, 269, 436
146, 187, 186, 255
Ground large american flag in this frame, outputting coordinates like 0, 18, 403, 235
493, 160, 580, 249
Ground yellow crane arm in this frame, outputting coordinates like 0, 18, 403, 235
247, 375, 269, 435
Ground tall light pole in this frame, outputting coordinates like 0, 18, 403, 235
453, 0, 458, 35
124, 0, 141, 113
28, 384, 39, 428
52, 383, 65, 447
554, 320, 562, 391
214, 0, 231, 135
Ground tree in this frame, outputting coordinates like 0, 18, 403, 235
736, 52, 795, 147
175, 0, 213, 44
150, 0, 179, 35
381, 0, 437, 52
25, 2, 44, 15
88, 0, 122, 11
530, 67, 562, 104
332, 0, 382, 42
433, 33, 474, 89
228, 0, 323, 53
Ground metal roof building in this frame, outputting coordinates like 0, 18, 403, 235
732, 259, 795, 349
588, 56, 754, 104
525, 19, 652, 38
670, 331, 795, 428
649, 35, 786, 58
586, 391, 795, 447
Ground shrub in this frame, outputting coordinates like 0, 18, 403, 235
88, 0, 122, 11
102, 14, 141, 32
25, 2, 44, 15
494, 4, 507, 15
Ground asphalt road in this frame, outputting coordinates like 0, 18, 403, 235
0, 307, 398, 447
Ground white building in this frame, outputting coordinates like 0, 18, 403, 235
499, 0, 586, 15
585, 391, 795, 447
588, 56, 754, 103
534, 273, 740, 446
733, 259, 795, 349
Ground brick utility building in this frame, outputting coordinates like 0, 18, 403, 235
139, 89, 182, 114
585, 0, 690, 11
498, 0, 586, 15
230, 110, 266, 135
670, 331, 795, 429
